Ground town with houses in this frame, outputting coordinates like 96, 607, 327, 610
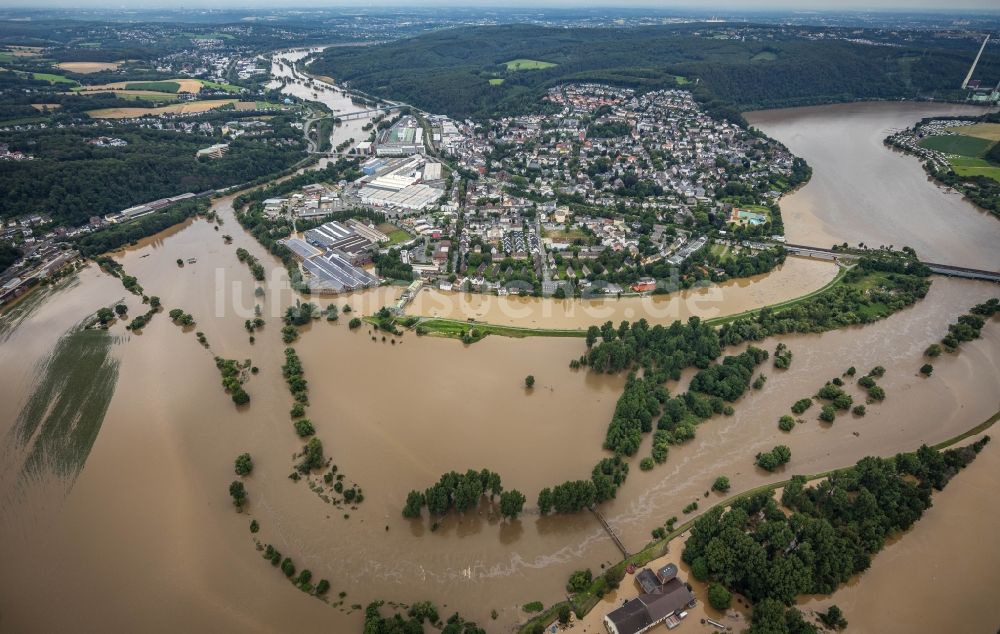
2, 82, 800, 305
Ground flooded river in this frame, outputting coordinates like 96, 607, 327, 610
1, 102, 998, 633
269, 49, 381, 153
748, 102, 1000, 271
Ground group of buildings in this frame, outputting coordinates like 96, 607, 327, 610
356, 154, 446, 212
604, 563, 698, 634
281, 219, 389, 293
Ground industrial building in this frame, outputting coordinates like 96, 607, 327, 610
357, 155, 445, 212
301, 251, 378, 293
281, 219, 385, 294
375, 116, 425, 156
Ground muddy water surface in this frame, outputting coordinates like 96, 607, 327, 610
1, 104, 999, 633
747, 102, 1000, 270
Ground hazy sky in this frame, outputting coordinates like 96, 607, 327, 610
4, 1, 1000, 10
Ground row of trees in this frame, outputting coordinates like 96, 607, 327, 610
235, 247, 265, 281
402, 469, 525, 520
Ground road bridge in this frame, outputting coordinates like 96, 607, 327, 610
339, 106, 394, 121
781, 243, 1000, 283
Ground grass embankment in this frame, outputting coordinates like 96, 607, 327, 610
518, 408, 1000, 634
415, 317, 585, 341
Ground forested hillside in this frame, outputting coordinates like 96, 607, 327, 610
312, 24, 997, 120
0, 125, 305, 226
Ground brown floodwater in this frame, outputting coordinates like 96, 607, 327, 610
747, 102, 1000, 271
1, 103, 999, 634
408, 256, 838, 328
797, 433, 1000, 634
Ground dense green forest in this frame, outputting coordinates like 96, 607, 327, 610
0, 126, 305, 226
312, 24, 997, 120
684, 436, 991, 632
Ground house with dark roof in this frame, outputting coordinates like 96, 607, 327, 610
604, 577, 696, 634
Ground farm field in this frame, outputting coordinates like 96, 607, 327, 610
26, 72, 78, 85
918, 133, 994, 157
86, 99, 238, 118
78, 78, 205, 94
946, 122, 1000, 142
505, 58, 557, 71
949, 155, 1000, 181
56, 61, 121, 73
489, 78, 505, 85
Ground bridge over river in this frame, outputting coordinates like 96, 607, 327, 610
781, 243, 1000, 283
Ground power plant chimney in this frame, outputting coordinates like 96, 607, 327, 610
961, 34, 990, 90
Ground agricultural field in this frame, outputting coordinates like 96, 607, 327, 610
27, 72, 78, 86
504, 58, 557, 71
124, 81, 181, 93
86, 99, 238, 119
751, 51, 778, 62
78, 78, 205, 94
949, 155, 1000, 181
947, 122, 1000, 142
918, 134, 994, 157
200, 79, 242, 92
489, 78, 505, 86
56, 62, 121, 74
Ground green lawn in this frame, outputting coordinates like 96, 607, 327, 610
949, 155, 1000, 182
125, 81, 180, 93
30, 72, 78, 86
918, 134, 994, 158
751, 51, 778, 62
117, 92, 178, 102
504, 58, 557, 71
254, 101, 285, 110
674, 76, 691, 85
489, 78, 505, 86
200, 79, 242, 92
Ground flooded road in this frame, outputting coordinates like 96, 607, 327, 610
748, 102, 1000, 271
0, 102, 998, 633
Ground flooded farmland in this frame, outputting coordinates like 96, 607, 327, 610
0, 101, 998, 634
